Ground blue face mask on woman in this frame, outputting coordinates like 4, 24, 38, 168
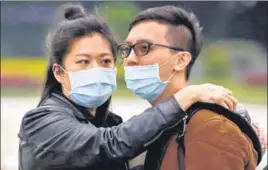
60, 66, 117, 108
124, 57, 176, 101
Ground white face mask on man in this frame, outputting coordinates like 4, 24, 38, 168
124, 56, 177, 101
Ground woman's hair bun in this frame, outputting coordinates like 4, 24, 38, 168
62, 3, 86, 20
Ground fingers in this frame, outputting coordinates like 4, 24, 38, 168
177, 84, 239, 112
228, 95, 238, 109
218, 93, 239, 111
222, 96, 234, 111
219, 100, 229, 110
210, 95, 232, 110
223, 93, 238, 111
200, 83, 236, 109
201, 92, 237, 111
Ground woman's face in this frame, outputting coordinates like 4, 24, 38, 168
53, 32, 115, 94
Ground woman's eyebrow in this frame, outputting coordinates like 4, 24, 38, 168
75, 53, 91, 57
100, 52, 113, 57
75, 53, 112, 58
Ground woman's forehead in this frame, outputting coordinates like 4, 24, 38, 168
67, 34, 113, 57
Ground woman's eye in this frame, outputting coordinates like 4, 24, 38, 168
101, 59, 112, 64
77, 60, 89, 64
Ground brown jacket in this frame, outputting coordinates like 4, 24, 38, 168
160, 109, 258, 170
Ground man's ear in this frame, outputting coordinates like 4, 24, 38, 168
173, 51, 192, 71
52, 64, 63, 83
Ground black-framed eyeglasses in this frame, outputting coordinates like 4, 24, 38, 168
117, 40, 184, 58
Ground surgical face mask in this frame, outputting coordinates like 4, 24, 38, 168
124, 57, 176, 101
59, 66, 117, 108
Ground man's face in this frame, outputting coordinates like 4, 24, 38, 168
123, 21, 178, 82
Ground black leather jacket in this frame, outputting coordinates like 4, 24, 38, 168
18, 92, 187, 170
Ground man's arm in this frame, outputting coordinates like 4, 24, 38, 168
184, 109, 258, 170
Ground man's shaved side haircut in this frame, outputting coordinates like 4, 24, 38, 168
129, 6, 203, 80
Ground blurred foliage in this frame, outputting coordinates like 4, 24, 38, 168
97, 2, 140, 85
116, 63, 125, 84
201, 45, 232, 83
98, 2, 140, 41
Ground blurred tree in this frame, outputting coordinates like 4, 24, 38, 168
97, 2, 140, 84
98, 2, 140, 41
201, 45, 232, 83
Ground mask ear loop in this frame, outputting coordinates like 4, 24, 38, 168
159, 55, 178, 82
56, 64, 72, 96
160, 55, 178, 67
166, 71, 176, 83
57, 65, 68, 74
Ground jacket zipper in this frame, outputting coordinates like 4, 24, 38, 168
144, 114, 188, 147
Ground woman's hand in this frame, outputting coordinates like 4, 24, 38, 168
174, 83, 238, 111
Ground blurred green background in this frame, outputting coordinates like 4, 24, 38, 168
1, 1, 267, 104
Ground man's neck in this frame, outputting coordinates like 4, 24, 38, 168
150, 81, 188, 105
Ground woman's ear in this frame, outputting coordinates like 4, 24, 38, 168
52, 64, 63, 83
173, 51, 192, 71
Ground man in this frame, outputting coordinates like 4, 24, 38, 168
118, 6, 263, 170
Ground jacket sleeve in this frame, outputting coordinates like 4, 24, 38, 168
22, 96, 186, 169
184, 109, 258, 170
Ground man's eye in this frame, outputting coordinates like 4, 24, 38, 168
123, 47, 130, 51
136, 42, 149, 52
141, 45, 148, 49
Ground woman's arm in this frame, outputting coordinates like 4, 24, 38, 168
20, 83, 237, 169
22, 97, 184, 169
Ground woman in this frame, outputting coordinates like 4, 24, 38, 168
18, 4, 238, 170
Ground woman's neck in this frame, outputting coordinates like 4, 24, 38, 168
88, 108, 96, 116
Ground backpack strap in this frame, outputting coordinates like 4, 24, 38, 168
175, 114, 188, 170
177, 136, 185, 170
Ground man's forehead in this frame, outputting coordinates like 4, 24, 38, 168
125, 21, 168, 44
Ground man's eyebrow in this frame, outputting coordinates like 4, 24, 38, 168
125, 38, 153, 45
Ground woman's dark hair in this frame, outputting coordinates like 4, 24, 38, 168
38, 3, 118, 111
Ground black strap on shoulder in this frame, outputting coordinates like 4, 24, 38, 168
177, 136, 185, 170
176, 117, 186, 170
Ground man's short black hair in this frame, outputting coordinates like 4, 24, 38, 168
129, 6, 203, 80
